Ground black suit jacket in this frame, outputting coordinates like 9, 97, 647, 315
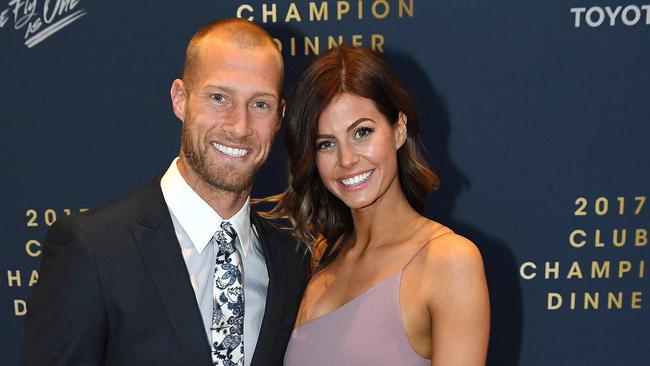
22, 177, 308, 366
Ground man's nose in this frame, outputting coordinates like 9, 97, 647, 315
223, 104, 252, 138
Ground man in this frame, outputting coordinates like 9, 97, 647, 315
22, 18, 308, 366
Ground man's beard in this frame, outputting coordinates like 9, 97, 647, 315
180, 124, 261, 194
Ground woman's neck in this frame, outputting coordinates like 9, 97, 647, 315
348, 181, 423, 255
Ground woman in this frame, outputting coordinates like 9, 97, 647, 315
277, 45, 489, 365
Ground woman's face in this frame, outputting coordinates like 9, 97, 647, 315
315, 93, 406, 210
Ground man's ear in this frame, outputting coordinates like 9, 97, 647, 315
170, 79, 187, 121
395, 112, 408, 149
276, 98, 286, 133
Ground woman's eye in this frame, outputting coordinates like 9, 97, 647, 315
317, 141, 335, 151
354, 127, 374, 139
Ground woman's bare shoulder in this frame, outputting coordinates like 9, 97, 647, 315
413, 220, 485, 282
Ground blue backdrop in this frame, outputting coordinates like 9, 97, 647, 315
2, 1, 648, 365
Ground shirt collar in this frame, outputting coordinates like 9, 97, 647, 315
160, 158, 252, 257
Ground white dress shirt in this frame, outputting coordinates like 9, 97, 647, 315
160, 158, 269, 366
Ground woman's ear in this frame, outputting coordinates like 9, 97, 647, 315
395, 112, 408, 149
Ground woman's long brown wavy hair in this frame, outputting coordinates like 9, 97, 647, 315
266, 45, 439, 268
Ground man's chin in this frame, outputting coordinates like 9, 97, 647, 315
183, 151, 259, 193
203, 168, 255, 194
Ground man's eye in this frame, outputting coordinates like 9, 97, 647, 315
253, 101, 270, 109
317, 141, 335, 151
354, 127, 374, 139
211, 94, 225, 102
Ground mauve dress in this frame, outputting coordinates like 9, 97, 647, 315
283, 267, 430, 365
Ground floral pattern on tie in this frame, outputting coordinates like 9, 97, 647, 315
211, 221, 244, 365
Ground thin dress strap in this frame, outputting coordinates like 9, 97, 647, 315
402, 230, 455, 270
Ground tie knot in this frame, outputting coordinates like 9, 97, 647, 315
214, 221, 238, 257
220, 221, 237, 241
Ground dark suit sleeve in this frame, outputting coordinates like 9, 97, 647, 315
22, 218, 108, 366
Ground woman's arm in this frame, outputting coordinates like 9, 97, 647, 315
426, 235, 490, 365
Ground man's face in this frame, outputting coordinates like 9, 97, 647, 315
172, 38, 283, 193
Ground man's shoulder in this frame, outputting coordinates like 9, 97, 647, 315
56, 176, 166, 234
251, 212, 291, 242
253, 212, 312, 282
251, 212, 307, 256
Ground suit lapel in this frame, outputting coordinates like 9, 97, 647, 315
250, 212, 286, 365
130, 179, 212, 365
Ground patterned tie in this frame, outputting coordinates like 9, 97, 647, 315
211, 221, 244, 366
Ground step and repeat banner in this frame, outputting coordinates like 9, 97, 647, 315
1, 1, 648, 365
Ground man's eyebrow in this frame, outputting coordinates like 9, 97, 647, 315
251, 91, 280, 99
203, 85, 278, 99
203, 84, 235, 93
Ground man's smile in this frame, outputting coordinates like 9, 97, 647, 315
211, 142, 249, 158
